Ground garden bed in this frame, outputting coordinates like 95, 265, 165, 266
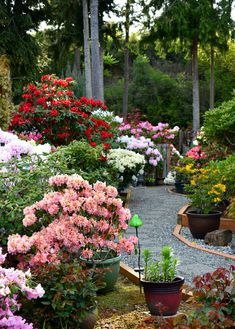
176, 204, 235, 261
95, 273, 192, 329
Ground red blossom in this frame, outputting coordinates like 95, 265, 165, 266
89, 141, 97, 147
50, 109, 59, 117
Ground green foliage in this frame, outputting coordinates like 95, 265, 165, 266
23, 259, 97, 328
226, 198, 235, 219
189, 266, 235, 328
0, 0, 49, 78
0, 55, 13, 129
203, 92, 235, 148
0, 154, 74, 245
0, 140, 118, 246
143, 246, 178, 282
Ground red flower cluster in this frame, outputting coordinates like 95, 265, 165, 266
10, 74, 113, 148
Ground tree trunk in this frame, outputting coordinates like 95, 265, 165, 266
122, 0, 130, 118
73, 47, 81, 77
90, 0, 103, 101
100, 46, 104, 101
210, 46, 215, 109
82, 0, 92, 99
192, 39, 200, 136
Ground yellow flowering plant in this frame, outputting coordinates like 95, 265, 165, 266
185, 168, 227, 214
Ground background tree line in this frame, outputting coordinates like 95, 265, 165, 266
0, 0, 234, 130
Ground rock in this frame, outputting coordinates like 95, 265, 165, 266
204, 229, 232, 246
231, 242, 235, 254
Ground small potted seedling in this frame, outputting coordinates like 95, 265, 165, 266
141, 246, 184, 316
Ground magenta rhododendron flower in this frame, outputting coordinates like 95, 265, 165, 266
8, 175, 137, 267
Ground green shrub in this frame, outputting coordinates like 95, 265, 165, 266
203, 91, 235, 148
0, 140, 118, 245
22, 259, 97, 328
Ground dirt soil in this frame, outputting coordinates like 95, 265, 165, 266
95, 275, 192, 329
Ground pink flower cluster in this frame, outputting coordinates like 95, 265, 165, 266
186, 146, 207, 160
118, 120, 179, 142
8, 175, 138, 267
0, 248, 44, 328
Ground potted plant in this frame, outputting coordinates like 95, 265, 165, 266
185, 167, 226, 239
140, 246, 184, 316
7, 174, 138, 293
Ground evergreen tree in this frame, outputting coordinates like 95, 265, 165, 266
0, 0, 49, 78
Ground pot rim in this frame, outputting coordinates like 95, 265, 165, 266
186, 209, 223, 216
140, 276, 185, 284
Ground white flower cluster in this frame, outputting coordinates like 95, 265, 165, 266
92, 109, 123, 124
164, 171, 176, 185
107, 148, 145, 175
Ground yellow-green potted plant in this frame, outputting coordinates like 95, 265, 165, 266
185, 168, 226, 238
141, 246, 184, 316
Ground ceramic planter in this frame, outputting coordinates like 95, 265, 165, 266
141, 276, 185, 316
186, 210, 222, 239
174, 182, 185, 194
80, 254, 121, 293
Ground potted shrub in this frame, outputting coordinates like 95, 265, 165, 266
185, 167, 226, 239
140, 246, 184, 316
7, 174, 138, 292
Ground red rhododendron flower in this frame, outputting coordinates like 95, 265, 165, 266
89, 141, 97, 147
50, 109, 59, 117
9, 74, 113, 146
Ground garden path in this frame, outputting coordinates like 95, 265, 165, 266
122, 186, 234, 286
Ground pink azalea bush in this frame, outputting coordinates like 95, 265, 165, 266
0, 248, 44, 328
8, 174, 138, 268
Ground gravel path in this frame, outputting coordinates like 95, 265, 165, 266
121, 186, 234, 286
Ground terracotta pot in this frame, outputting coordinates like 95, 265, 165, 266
186, 210, 222, 239
141, 276, 184, 316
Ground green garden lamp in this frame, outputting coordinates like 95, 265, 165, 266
129, 214, 143, 292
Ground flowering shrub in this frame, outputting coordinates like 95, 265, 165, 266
107, 148, 145, 188
0, 247, 44, 328
119, 120, 179, 143
185, 167, 227, 213
10, 74, 114, 148
8, 174, 138, 267
0, 129, 51, 163
117, 135, 162, 168
186, 145, 207, 161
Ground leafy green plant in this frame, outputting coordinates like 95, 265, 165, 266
203, 91, 235, 148
0, 141, 119, 246
143, 246, 178, 282
22, 259, 97, 328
